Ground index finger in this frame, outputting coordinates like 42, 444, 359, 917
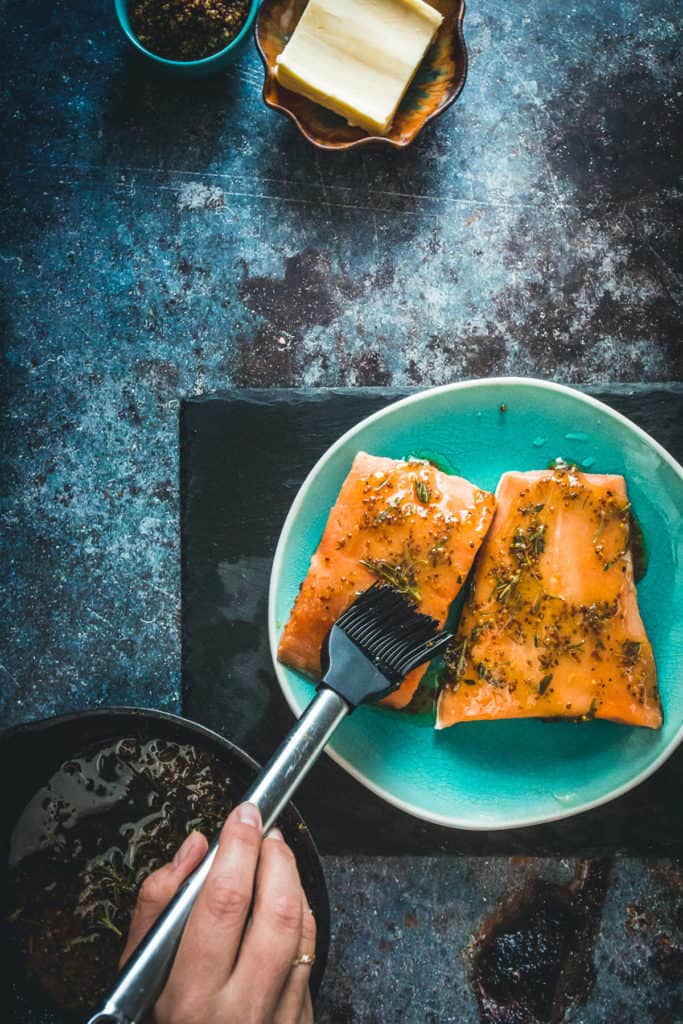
163, 802, 262, 1000
119, 831, 208, 967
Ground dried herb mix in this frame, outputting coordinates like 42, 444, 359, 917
129, 0, 251, 62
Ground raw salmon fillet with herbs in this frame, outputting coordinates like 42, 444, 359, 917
437, 468, 661, 730
278, 452, 496, 709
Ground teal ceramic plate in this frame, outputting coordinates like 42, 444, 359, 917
268, 379, 683, 829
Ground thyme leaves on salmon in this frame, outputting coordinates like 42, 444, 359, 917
537, 630, 587, 672
486, 513, 549, 609
538, 673, 553, 695
414, 480, 431, 504
427, 534, 451, 567
579, 697, 598, 722
510, 521, 546, 566
444, 636, 468, 679
491, 568, 520, 604
359, 557, 421, 603
590, 497, 632, 571
443, 625, 488, 686
519, 502, 545, 515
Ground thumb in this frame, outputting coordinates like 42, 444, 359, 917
119, 830, 209, 968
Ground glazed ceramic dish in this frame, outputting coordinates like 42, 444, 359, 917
255, 0, 467, 150
268, 379, 683, 830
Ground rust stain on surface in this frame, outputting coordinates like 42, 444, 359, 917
470, 860, 612, 1024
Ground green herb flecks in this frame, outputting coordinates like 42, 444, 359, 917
564, 639, 585, 660
538, 673, 553, 696
428, 534, 450, 567
529, 524, 546, 555
360, 557, 421, 604
444, 637, 467, 680
97, 911, 123, 938
593, 500, 633, 570
510, 522, 546, 566
414, 480, 431, 504
520, 502, 545, 516
491, 569, 520, 604
579, 698, 598, 722
538, 649, 555, 671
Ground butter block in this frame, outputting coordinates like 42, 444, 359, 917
275, 0, 443, 135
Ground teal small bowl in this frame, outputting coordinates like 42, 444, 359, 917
114, 0, 259, 76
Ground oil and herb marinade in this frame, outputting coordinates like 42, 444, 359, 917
7, 737, 234, 1013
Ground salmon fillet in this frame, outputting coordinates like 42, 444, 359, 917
278, 452, 496, 708
437, 468, 661, 729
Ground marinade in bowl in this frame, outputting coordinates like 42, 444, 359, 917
1, 707, 329, 1019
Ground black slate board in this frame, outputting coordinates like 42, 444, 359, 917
180, 386, 683, 855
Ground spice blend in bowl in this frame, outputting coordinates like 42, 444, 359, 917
128, 0, 251, 61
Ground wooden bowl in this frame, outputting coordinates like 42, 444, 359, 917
255, 0, 468, 150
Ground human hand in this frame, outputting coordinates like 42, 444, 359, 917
120, 803, 315, 1024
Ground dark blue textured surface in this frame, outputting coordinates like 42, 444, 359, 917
1, 0, 682, 725
1, 0, 682, 1020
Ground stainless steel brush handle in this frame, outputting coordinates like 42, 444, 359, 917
87, 688, 349, 1024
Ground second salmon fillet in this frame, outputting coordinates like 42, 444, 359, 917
278, 452, 496, 708
437, 467, 661, 729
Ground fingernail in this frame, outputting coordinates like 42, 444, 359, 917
237, 802, 261, 830
173, 831, 199, 868
266, 827, 284, 842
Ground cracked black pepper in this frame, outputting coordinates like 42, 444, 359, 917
129, 0, 251, 61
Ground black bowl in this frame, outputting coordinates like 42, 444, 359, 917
0, 706, 330, 1021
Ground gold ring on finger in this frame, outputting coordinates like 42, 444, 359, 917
291, 952, 315, 967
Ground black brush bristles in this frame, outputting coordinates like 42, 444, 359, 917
321, 584, 453, 708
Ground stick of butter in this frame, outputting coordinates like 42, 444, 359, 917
275, 0, 444, 136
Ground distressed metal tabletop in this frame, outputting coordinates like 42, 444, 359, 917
1, 0, 682, 1021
